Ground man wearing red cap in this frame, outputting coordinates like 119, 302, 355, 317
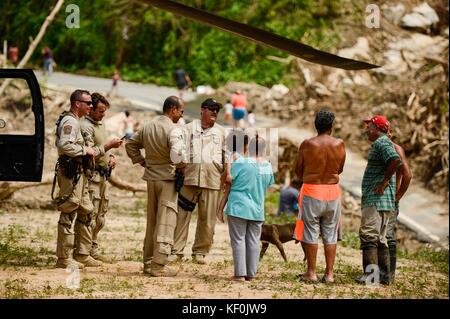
356, 115, 402, 285
386, 126, 412, 283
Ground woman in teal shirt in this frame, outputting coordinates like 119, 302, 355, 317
217, 136, 274, 281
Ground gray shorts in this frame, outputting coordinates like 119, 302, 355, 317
300, 195, 341, 244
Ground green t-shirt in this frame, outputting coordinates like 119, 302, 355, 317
361, 134, 401, 211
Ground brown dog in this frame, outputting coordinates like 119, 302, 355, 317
260, 223, 302, 262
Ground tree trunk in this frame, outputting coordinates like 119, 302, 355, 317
0, 174, 53, 201
0, 0, 65, 96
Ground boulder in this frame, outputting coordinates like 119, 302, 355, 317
401, 2, 439, 31
383, 3, 406, 25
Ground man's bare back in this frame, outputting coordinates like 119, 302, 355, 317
296, 135, 346, 184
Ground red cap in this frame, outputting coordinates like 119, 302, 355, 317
363, 115, 390, 133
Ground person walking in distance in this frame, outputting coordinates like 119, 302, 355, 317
122, 110, 135, 140
174, 66, 191, 100
42, 45, 55, 77
107, 70, 120, 97
125, 96, 186, 277
294, 110, 346, 283
231, 90, 248, 128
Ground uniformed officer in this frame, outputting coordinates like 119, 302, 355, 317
170, 98, 227, 265
54, 89, 102, 268
125, 96, 186, 277
80, 93, 123, 263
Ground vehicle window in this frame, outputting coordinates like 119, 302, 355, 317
0, 78, 35, 135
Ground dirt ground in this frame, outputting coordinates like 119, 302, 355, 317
0, 178, 448, 299
0, 100, 448, 299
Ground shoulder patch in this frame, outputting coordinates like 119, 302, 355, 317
63, 125, 72, 135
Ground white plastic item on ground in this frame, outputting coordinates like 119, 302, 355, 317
401, 2, 439, 30
196, 85, 215, 95
383, 3, 406, 25
312, 82, 332, 96
266, 84, 289, 100
376, 33, 448, 75
337, 37, 371, 61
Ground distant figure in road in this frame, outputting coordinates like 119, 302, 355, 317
122, 110, 135, 140
8, 44, 19, 66
277, 179, 302, 217
223, 100, 233, 124
294, 110, 346, 284
174, 67, 191, 100
231, 90, 248, 128
42, 45, 55, 77
356, 115, 402, 286
107, 70, 120, 97
247, 109, 256, 128
386, 126, 412, 283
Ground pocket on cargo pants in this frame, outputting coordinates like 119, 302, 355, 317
156, 199, 178, 255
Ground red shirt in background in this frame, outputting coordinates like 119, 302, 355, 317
231, 93, 248, 110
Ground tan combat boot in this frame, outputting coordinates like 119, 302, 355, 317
74, 254, 103, 267
149, 266, 178, 277
192, 255, 206, 265
91, 253, 113, 264
90, 247, 114, 264
55, 258, 85, 269
167, 254, 184, 263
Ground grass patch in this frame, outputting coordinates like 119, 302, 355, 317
0, 224, 55, 268
265, 213, 297, 225
33, 228, 53, 242
264, 191, 280, 217
340, 231, 360, 250
399, 247, 449, 274
0, 279, 30, 298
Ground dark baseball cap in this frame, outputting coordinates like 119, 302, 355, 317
201, 98, 222, 109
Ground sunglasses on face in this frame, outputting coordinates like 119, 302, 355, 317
203, 106, 221, 113
76, 100, 93, 106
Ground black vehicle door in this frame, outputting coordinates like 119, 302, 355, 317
0, 69, 44, 182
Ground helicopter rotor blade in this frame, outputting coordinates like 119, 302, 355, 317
147, 0, 379, 70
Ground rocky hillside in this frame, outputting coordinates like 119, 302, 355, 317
217, 0, 449, 199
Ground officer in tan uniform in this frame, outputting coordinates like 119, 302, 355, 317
54, 89, 102, 268
125, 96, 186, 277
80, 93, 123, 263
171, 98, 226, 265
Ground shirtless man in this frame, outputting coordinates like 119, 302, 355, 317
294, 110, 346, 283
386, 127, 412, 283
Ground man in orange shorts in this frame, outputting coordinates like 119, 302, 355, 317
294, 110, 346, 283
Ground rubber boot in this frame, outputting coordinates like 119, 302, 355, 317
355, 247, 378, 284
378, 245, 391, 285
389, 244, 397, 283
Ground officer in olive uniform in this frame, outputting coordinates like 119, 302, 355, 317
80, 93, 123, 263
125, 96, 186, 277
171, 98, 227, 265
54, 89, 102, 268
